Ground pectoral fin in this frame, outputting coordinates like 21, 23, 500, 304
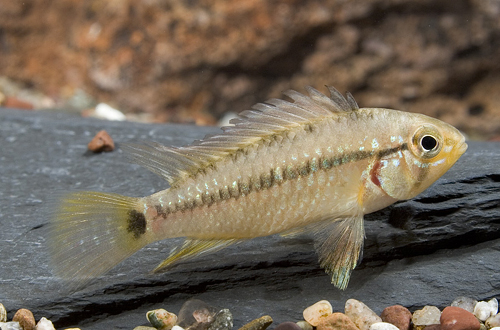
153, 238, 239, 273
313, 212, 365, 290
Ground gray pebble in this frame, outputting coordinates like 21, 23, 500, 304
207, 309, 233, 330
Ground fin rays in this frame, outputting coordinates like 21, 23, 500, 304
313, 212, 365, 290
49, 192, 146, 289
123, 86, 359, 187
153, 238, 239, 273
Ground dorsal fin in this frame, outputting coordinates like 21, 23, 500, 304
122, 86, 359, 186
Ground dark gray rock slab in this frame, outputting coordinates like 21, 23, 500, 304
1, 108, 499, 329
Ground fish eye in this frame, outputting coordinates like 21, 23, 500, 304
420, 135, 438, 151
411, 126, 443, 159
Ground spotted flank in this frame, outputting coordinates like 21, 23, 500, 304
49, 86, 467, 290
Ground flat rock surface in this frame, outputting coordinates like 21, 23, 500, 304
1, 108, 500, 329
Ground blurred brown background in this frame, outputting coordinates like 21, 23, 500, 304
0, 0, 499, 139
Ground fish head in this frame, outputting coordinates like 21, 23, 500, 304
375, 113, 467, 200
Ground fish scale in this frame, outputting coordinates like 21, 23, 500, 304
49, 86, 467, 290
146, 116, 367, 238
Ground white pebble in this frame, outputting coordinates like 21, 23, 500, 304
369, 322, 400, 330
451, 296, 477, 313
172, 326, 185, 330
412, 306, 441, 326
218, 112, 238, 127
303, 300, 333, 326
345, 299, 382, 330
486, 313, 500, 329
95, 103, 126, 121
0, 303, 6, 322
490, 328, 500, 330
35, 317, 55, 330
490, 298, 499, 314
474, 299, 498, 322
0, 321, 22, 330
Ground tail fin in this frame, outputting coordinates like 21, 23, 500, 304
49, 192, 149, 288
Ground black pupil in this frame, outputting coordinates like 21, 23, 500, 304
421, 135, 437, 151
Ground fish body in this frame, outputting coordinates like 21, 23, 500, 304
50, 86, 467, 289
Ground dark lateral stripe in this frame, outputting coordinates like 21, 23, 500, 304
376, 143, 408, 158
155, 143, 408, 214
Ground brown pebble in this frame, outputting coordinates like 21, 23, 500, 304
316, 312, 359, 330
87, 130, 115, 152
440, 306, 480, 330
4, 96, 34, 110
13, 308, 36, 330
381, 305, 412, 330
238, 315, 273, 330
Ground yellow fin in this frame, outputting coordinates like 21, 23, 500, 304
49, 192, 147, 289
122, 86, 359, 187
153, 238, 239, 273
313, 212, 365, 290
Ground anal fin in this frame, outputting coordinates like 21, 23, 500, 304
153, 238, 239, 273
313, 212, 365, 290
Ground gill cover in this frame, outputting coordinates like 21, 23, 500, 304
376, 125, 444, 200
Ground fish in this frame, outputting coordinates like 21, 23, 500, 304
49, 86, 467, 290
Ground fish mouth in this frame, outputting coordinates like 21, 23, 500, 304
451, 139, 468, 162
457, 140, 468, 156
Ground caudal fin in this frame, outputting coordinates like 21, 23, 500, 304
49, 192, 149, 288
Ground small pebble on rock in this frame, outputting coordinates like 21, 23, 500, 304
274, 322, 301, 330
296, 321, 313, 330
238, 315, 273, 330
35, 317, 56, 330
451, 297, 478, 313
369, 322, 400, 330
0, 303, 6, 322
440, 306, 480, 330
13, 309, 36, 330
490, 328, 500, 330
4, 96, 34, 110
380, 305, 412, 330
474, 299, 498, 322
207, 309, 233, 330
303, 300, 333, 326
345, 299, 382, 330
171, 327, 185, 330
0, 322, 23, 330
146, 309, 177, 330
87, 130, 115, 152
412, 306, 441, 329
486, 313, 500, 329
316, 312, 359, 330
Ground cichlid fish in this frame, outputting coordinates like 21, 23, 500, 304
49, 86, 467, 289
